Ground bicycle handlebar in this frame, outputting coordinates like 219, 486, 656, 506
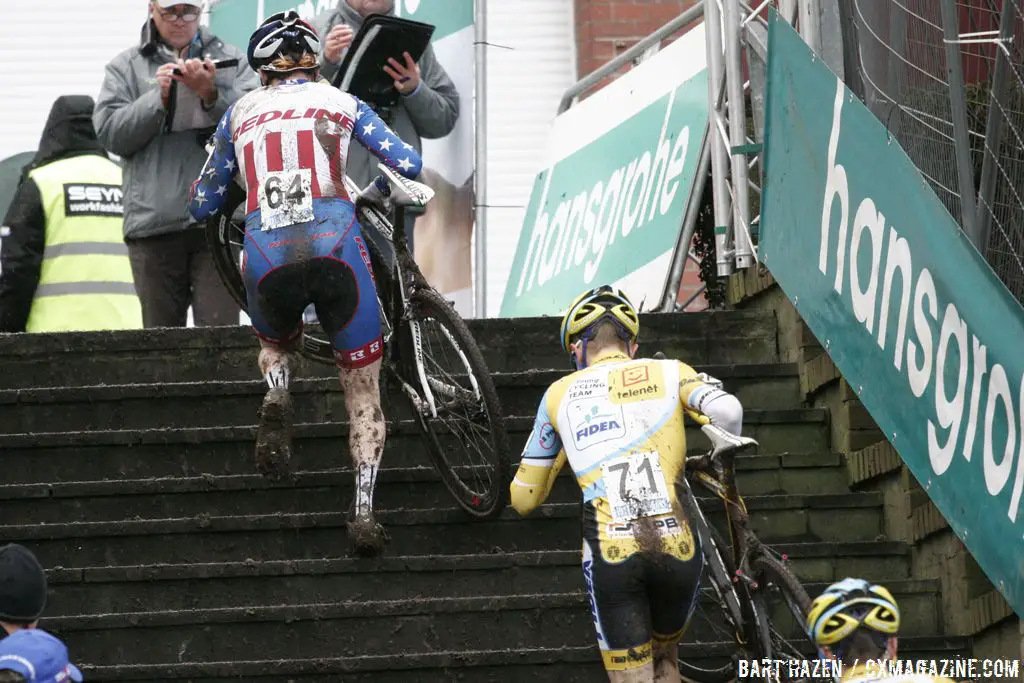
648, 351, 758, 464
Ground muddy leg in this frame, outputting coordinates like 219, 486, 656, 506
608, 663, 655, 683
339, 358, 387, 556
653, 640, 681, 683
255, 339, 297, 480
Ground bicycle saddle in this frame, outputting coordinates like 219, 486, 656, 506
378, 165, 434, 208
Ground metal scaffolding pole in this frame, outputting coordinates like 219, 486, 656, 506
973, 0, 1016, 255
660, 126, 712, 311
472, 0, 488, 318
939, 0, 980, 246
778, 0, 799, 24
798, 0, 822, 54
705, 0, 734, 277
722, 0, 754, 267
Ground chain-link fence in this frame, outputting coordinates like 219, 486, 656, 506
959, 0, 1024, 299
842, 0, 1024, 301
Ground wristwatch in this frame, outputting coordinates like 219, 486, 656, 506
201, 90, 219, 111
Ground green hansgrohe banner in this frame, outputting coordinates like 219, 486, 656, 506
209, 0, 472, 53
499, 24, 709, 317
760, 11, 1024, 615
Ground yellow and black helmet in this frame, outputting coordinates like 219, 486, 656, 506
559, 285, 640, 355
806, 578, 900, 647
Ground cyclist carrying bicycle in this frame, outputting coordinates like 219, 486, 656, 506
509, 285, 749, 683
807, 578, 957, 682
187, 10, 423, 557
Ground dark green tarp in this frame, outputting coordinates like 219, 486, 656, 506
0, 151, 35, 221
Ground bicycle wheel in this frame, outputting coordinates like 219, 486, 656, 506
402, 287, 510, 519
205, 190, 248, 311
675, 479, 761, 682
749, 553, 815, 674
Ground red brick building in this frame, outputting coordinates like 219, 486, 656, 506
574, 0, 708, 311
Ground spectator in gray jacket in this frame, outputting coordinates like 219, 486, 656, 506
94, 2, 258, 328
313, 0, 459, 255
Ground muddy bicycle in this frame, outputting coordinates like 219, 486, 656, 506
649, 356, 816, 680
206, 167, 511, 519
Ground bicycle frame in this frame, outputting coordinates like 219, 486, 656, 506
680, 408, 782, 661
344, 177, 441, 421
684, 408, 767, 584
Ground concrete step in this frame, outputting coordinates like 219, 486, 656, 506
42, 587, 943, 667
66, 636, 974, 682
783, 540, 912, 582
44, 542, 913, 618
1, 493, 883, 568
0, 410, 830, 484
0, 364, 801, 434
50, 593, 595, 664
0, 310, 778, 388
73, 646, 609, 683
0, 453, 850, 525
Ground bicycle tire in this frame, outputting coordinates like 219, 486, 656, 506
750, 553, 815, 668
206, 212, 248, 312
676, 479, 760, 682
404, 287, 510, 519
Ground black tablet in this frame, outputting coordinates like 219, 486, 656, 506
331, 14, 436, 109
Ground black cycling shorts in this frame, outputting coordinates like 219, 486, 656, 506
581, 531, 703, 672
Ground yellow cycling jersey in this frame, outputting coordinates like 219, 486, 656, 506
840, 664, 957, 683
510, 350, 712, 563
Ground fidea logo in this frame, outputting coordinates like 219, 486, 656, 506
820, 82, 1024, 522
512, 88, 696, 299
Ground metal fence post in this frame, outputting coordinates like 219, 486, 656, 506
939, 0, 980, 246
835, 0, 864, 100
473, 0, 488, 318
973, 0, 1016, 256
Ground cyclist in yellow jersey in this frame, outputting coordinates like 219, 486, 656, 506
807, 578, 957, 682
509, 285, 751, 683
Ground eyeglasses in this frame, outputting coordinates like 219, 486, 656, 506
156, 5, 200, 22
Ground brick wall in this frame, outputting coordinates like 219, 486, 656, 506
573, 0, 699, 89
572, 0, 707, 311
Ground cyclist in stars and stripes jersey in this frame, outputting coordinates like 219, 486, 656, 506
188, 10, 423, 557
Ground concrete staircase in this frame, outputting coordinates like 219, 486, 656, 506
0, 313, 971, 681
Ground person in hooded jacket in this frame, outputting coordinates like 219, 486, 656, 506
312, 0, 459, 257
0, 96, 142, 333
93, 1, 258, 329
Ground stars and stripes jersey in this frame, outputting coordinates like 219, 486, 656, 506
188, 79, 423, 224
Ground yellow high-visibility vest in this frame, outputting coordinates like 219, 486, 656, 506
24, 155, 142, 332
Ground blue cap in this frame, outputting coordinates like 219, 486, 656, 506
0, 630, 82, 682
